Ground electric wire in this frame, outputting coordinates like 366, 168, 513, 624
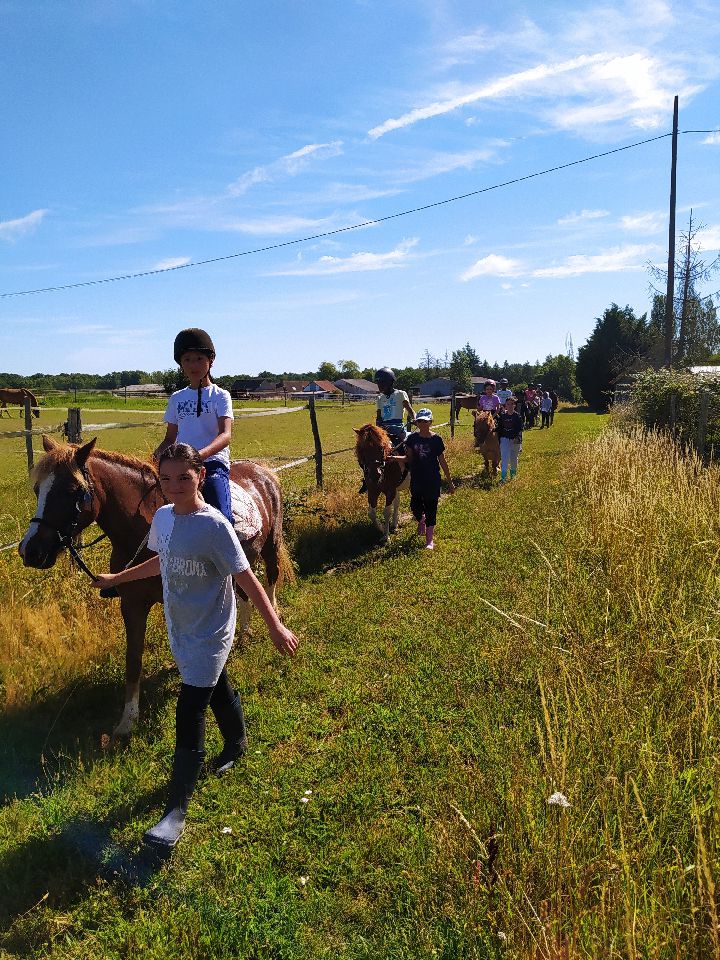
2, 128, 718, 300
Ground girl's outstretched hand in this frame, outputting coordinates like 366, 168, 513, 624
91, 574, 117, 590
271, 624, 299, 657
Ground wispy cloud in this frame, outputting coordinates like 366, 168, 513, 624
393, 145, 504, 183
532, 244, 655, 277
461, 244, 656, 281
696, 226, 720, 251
153, 256, 191, 270
461, 254, 523, 281
229, 141, 344, 196
620, 211, 665, 234
703, 132, 720, 145
0, 209, 48, 241
269, 238, 419, 276
557, 209, 609, 225
368, 53, 609, 138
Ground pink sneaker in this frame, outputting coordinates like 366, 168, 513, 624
425, 541, 434, 550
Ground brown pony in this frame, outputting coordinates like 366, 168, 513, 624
453, 394, 478, 420
354, 423, 410, 541
0, 387, 39, 418
472, 410, 500, 475
19, 435, 293, 737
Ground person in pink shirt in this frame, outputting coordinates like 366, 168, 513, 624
477, 380, 501, 418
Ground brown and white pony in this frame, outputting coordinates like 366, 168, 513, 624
472, 410, 500, 475
354, 423, 410, 541
19, 435, 293, 737
0, 387, 40, 418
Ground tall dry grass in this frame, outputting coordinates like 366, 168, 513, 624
470, 421, 720, 957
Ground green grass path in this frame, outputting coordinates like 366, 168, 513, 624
0, 410, 606, 959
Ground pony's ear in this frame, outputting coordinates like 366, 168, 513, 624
74, 438, 97, 469
138, 484, 164, 524
353, 428, 361, 435
42, 434, 60, 452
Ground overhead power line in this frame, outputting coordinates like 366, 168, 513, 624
2, 128, 718, 300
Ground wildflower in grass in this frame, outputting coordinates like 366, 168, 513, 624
547, 791, 570, 808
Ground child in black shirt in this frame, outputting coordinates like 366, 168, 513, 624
402, 408, 455, 550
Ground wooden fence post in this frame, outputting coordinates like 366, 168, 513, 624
698, 390, 710, 462
308, 395, 323, 489
450, 391, 456, 438
24, 396, 34, 472
66, 407, 82, 443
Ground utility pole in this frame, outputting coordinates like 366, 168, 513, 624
664, 95, 679, 367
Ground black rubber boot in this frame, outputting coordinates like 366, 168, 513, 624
143, 748, 205, 849
210, 691, 248, 777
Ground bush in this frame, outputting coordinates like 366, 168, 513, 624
629, 368, 720, 454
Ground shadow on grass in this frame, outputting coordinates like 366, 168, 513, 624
0, 795, 170, 953
0, 667, 176, 805
291, 518, 388, 575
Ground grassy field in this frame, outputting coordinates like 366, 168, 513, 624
1, 406, 719, 958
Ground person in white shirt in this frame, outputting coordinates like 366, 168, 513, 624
154, 328, 234, 524
359, 367, 416, 494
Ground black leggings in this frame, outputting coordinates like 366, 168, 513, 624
176, 667, 235, 752
410, 488, 440, 527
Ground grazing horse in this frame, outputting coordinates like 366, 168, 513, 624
453, 394, 479, 420
0, 387, 40, 418
354, 423, 410, 541
472, 410, 500, 475
19, 435, 293, 737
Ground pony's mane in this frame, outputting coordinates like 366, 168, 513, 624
355, 423, 392, 456
32, 443, 157, 488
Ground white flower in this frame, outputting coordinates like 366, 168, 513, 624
547, 791, 571, 808
300, 797, 310, 804
299, 876, 309, 886
221, 826, 233, 834
304, 789, 312, 796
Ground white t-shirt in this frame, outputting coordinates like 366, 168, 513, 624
376, 389, 409, 424
164, 383, 233, 466
148, 503, 249, 686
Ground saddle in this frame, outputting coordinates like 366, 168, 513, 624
230, 480, 263, 541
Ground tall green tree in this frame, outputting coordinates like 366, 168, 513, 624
576, 304, 650, 409
537, 354, 579, 400
317, 361, 339, 381
449, 350, 473, 392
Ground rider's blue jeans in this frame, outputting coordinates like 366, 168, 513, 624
202, 460, 233, 524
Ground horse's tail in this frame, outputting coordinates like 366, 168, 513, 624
276, 535, 296, 587
24, 389, 40, 417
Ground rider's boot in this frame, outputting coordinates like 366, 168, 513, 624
425, 526, 435, 550
210, 690, 248, 777
143, 747, 205, 849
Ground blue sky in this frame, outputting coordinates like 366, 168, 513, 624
2, 0, 719, 376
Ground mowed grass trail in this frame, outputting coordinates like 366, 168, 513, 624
2, 408, 719, 959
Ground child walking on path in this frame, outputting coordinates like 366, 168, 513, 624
92, 443, 298, 850
496, 397, 523, 482
401, 408, 455, 550
540, 391, 553, 428
154, 328, 235, 524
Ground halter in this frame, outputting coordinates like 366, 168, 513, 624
28, 466, 99, 578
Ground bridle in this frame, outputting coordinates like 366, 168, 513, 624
28, 466, 100, 579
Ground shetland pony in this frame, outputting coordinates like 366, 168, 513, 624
472, 410, 500, 475
354, 423, 410, 541
0, 387, 40, 418
19, 436, 293, 737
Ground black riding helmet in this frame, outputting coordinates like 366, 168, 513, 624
173, 328, 216, 365
375, 367, 396, 387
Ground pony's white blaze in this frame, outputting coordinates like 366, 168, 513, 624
19, 474, 55, 555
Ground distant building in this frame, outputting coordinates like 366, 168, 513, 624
416, 377, 455, 398
334, 378, 379, 396
303, 380, 341, 396
113, 383, 166, 395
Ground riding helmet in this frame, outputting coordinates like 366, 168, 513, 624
375, 367, 396, 386
173, 328, 216, 365
499, 378, 509, 386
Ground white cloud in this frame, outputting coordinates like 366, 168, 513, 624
461, 254, 523, 281
464, 234, 479, 245
229, 141, 343, 196
703, 133, 720, 145
394, 146, 503, 183
557, 209, 609, 225
696, 226, 720, 251
532, 244, 655, 277
368, 53, 608, 138
218, 215, 330, 236
153, 256, 191, 270
269, 238, 419, 276
0, 209, 48, 241
620, 211, 666, 234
